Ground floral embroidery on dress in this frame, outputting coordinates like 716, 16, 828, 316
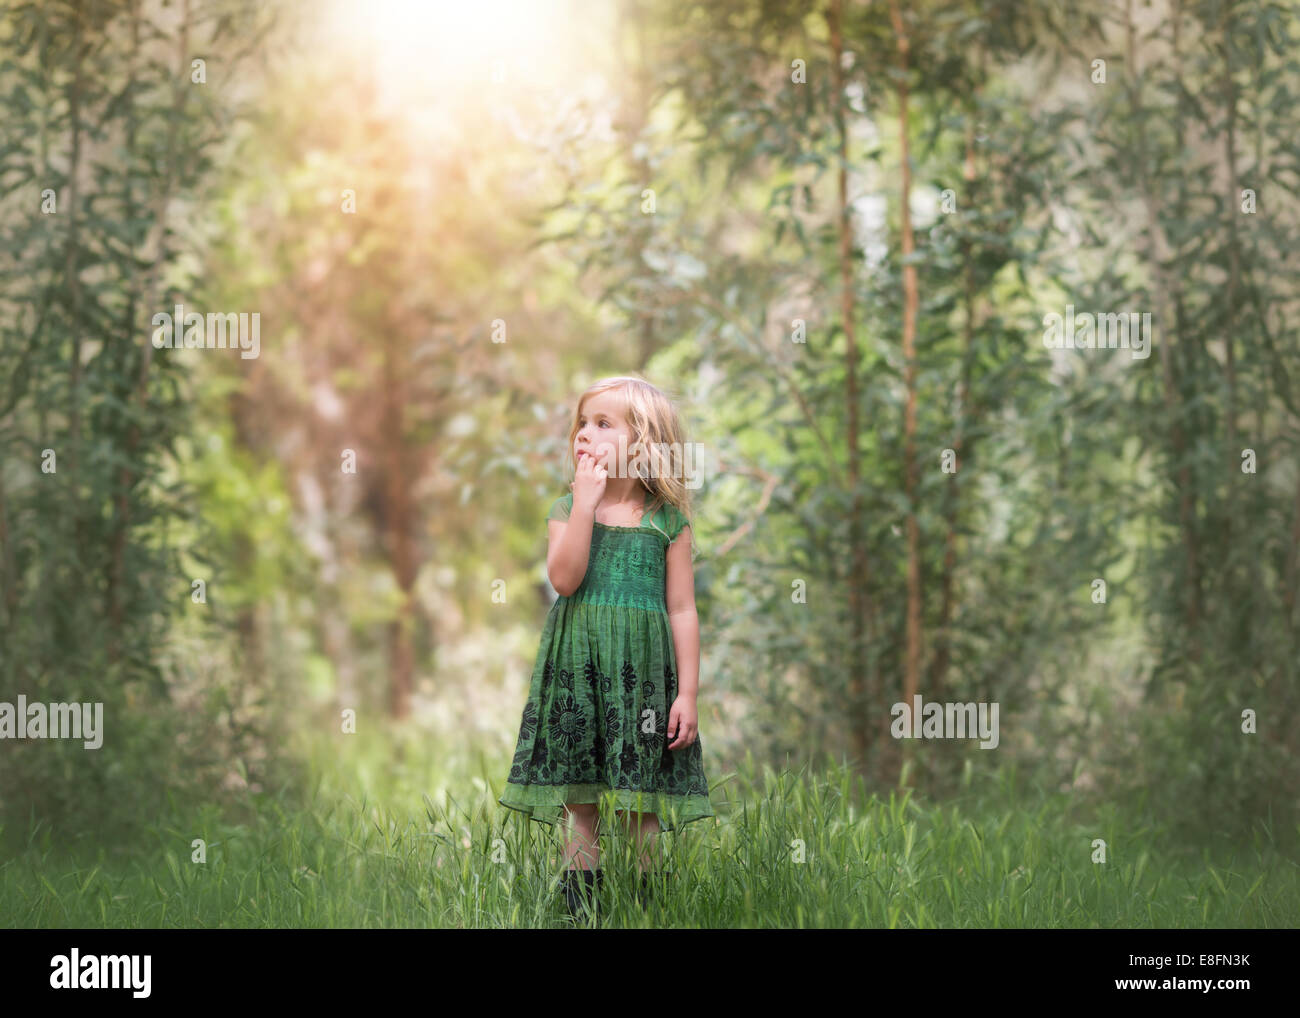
548, 693, 587, 750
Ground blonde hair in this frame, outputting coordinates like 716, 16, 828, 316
565, 374, 694, 540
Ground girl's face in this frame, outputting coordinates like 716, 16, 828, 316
574, 391, 635, 478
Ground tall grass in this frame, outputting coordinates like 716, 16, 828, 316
3, 723, 1296, 927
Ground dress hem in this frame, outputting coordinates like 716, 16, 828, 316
498, 783, 715, 834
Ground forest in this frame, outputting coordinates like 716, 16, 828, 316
1, 0, 1298, 930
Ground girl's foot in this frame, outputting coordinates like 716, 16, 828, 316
636, 868, 669, 909
560, 868, 602, 925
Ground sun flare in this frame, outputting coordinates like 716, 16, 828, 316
325, 0, 587, 99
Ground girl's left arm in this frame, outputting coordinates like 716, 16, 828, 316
665, 526, 698, 701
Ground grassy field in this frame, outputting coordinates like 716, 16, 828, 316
3, 725, 1296, 928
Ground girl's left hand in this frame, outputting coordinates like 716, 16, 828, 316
666, 696, 698, 750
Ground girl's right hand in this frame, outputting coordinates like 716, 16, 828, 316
571, 452, 607, 513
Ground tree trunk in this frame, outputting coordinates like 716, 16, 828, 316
891, 0, 924, 787
382, 338, 417, 719
0, 469, 14, 626
1126, 0, 1200, 658
827, 0, 876, 771
108, 0, 191, 657
63, 1, 86, 570
1221, 10, 1241, 553
1285, 469, 1300, 619
930, 58, 982, 700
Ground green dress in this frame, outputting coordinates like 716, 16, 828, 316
498, 488, 714, 833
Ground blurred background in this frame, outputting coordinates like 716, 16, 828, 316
1, 0, 1298, 908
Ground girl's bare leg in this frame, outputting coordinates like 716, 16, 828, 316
561, 803, 600, 870
616, 810, 662, 873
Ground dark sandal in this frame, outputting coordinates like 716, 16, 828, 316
560, 868, 602, 924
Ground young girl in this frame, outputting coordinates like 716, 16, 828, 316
498, 375, 713, 922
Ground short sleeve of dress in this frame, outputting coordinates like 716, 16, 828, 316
547, 493, 573, 522
666, 504, 690, 542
